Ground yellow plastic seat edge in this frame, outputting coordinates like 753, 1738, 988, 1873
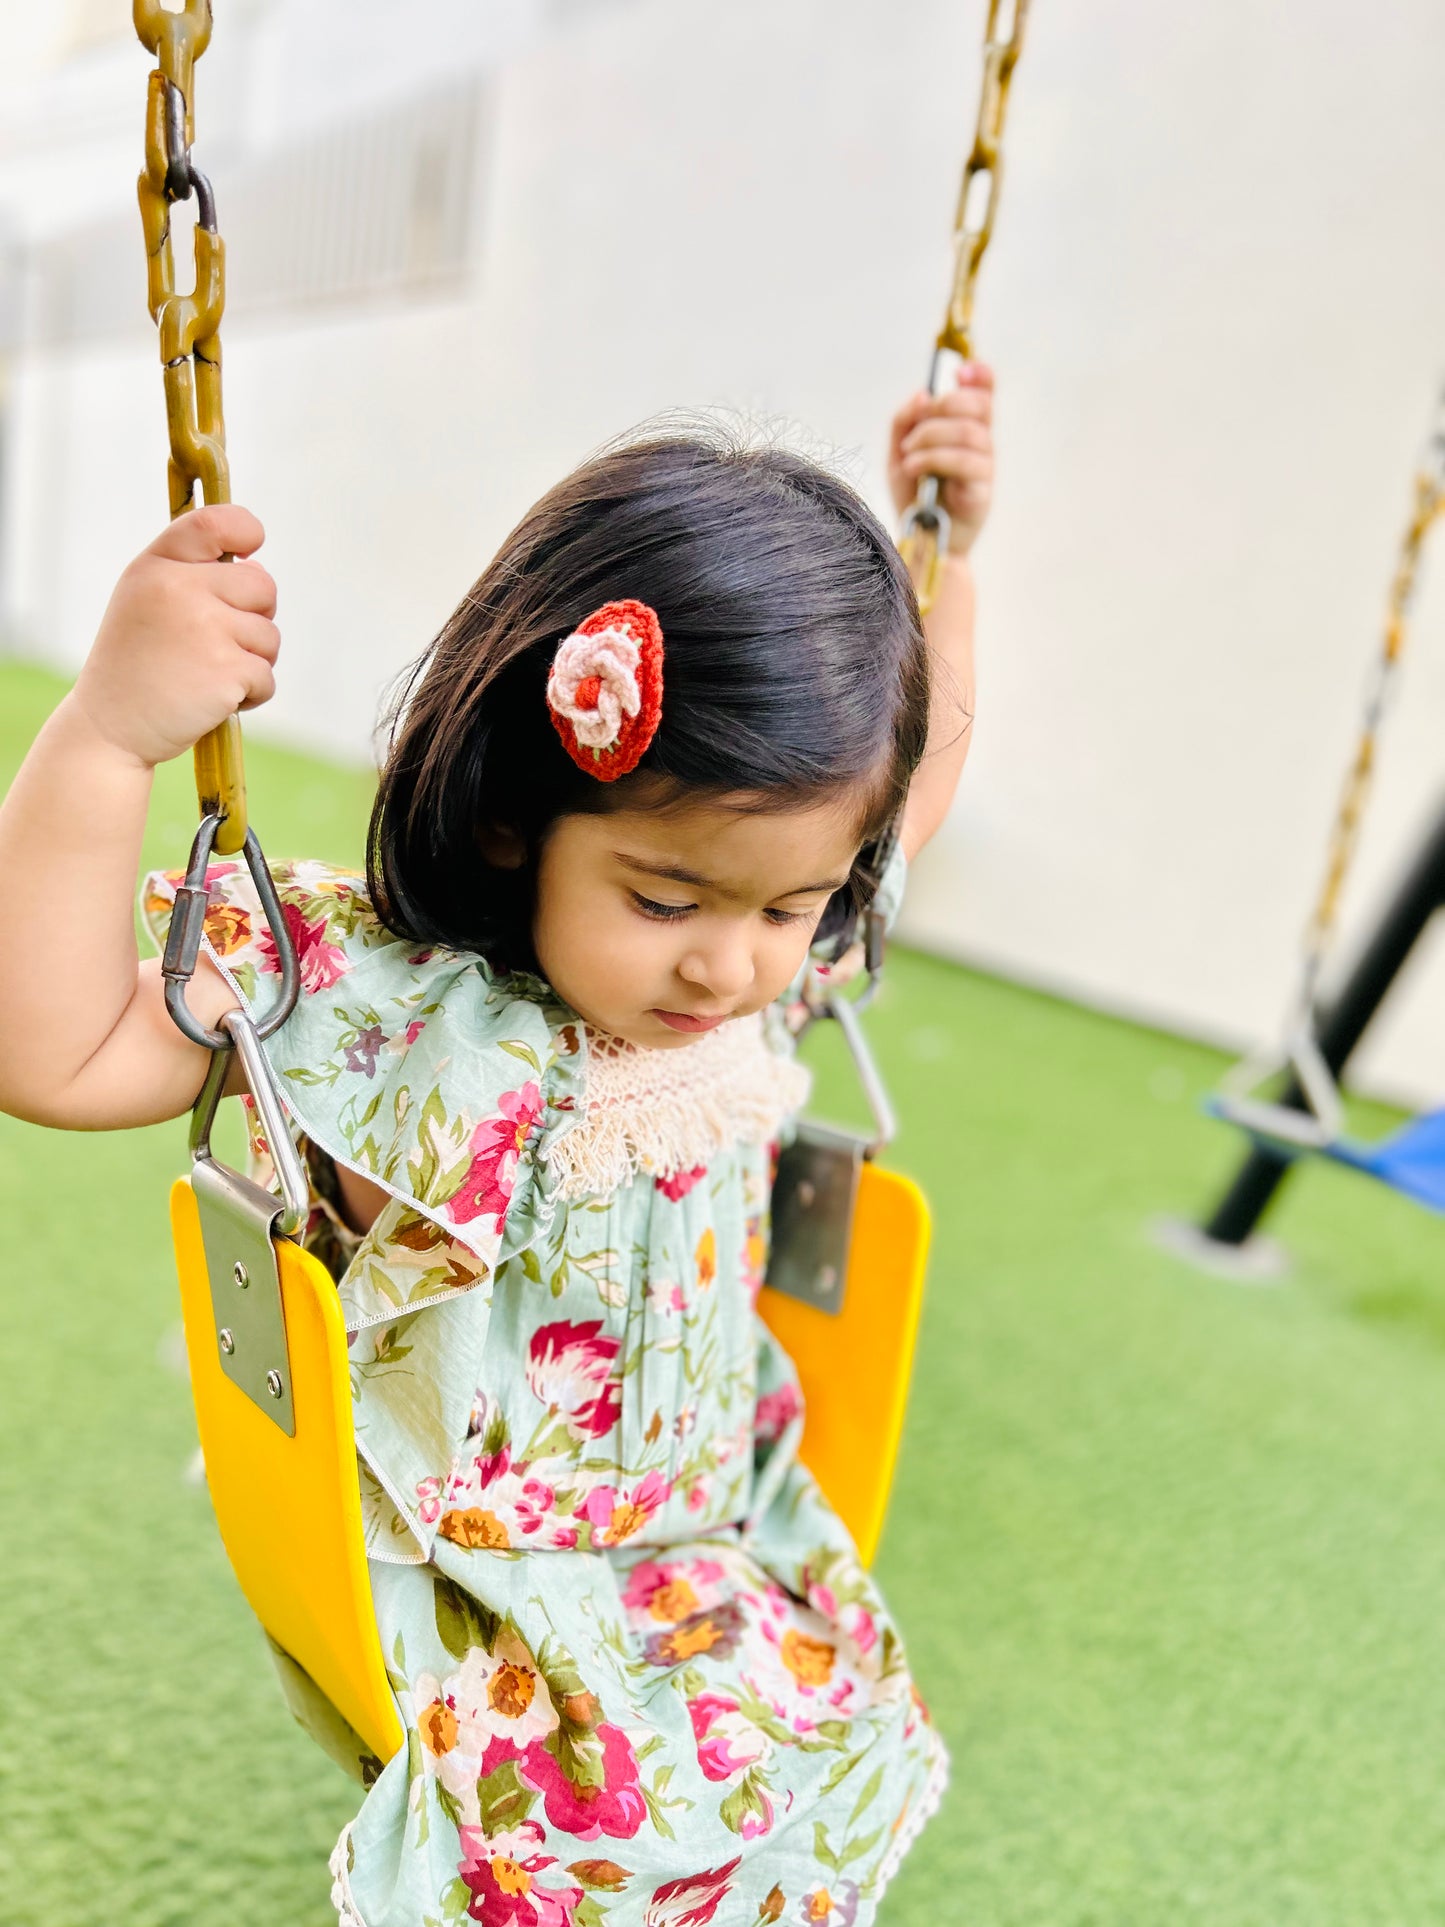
170, 1177, 405, 1766
758, 1162, 932, 1566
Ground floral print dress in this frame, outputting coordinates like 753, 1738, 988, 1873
143, 857, 946, 1927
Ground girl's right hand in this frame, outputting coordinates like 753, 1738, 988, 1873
72, 504, 280, 768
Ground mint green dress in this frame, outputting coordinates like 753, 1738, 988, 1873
143, 854, 946, 1927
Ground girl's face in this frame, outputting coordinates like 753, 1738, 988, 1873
531, 794, 862, 1049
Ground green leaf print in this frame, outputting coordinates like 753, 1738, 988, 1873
476, 1756, 537, 1836
568, 1860, 633, 1894
574, 1898, 612, 1927
520, 1246, 543, 1285
839, 1826, 884, 1869
813, 1821, 840, 1873
552, 1720, 607, 1793
433, 1573, 501, 1663
438, 1875, 474, 1924
849, 1765, 885, 1826
640, 1782, 677, 1841
496, 1038, 542, 1073
719, 1765, 774, 1838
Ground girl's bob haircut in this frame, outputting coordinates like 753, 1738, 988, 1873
368, 426, 932, 974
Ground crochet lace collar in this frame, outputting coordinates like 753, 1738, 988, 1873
545, 1012, 809, 1202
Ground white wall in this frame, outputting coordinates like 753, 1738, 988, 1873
5, 0, 1445, 1102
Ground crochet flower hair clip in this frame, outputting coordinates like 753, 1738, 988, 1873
546, 599, 665, 782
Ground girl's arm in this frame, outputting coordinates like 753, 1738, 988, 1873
0, 505, 279, 1129
887, 362, 995, 859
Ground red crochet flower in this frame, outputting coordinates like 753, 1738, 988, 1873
546, 599, 664, 782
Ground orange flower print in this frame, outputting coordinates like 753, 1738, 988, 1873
656, 1619, 726, 1662
439, 1506, 510, 1550
781, 1629, 836, 1689
203, 901, 252, 958
418, 1696, 459, 1756
583, 1470, 671, 1547
488, 1658, 536, 1721
694, 1227, 717, 1290
758, 1887, 786, 1922
649, 1578, 699, 1622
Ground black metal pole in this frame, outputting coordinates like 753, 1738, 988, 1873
1201, 796, 1445, 1247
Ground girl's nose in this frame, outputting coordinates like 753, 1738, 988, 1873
678, 930, 755, 1003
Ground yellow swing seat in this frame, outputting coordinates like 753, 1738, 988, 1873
169, 999, 930, 1773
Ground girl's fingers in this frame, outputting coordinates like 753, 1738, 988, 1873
149, 504, 265, 563
899, 448, 994, 484
234, 648, 277, 712
901, 416, 992, 456
233, 613, 282, 665
956, 361, 996, 390
888, 390, 938, 460
201, 557, 278, 617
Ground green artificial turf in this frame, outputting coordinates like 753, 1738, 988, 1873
4, 658, 1445, 1923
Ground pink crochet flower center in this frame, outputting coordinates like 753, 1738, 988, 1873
547, 626, 642, 750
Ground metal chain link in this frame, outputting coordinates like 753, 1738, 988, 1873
900, 0, 1030, 615
134, 0, 246, 855
134, 1, 298, 1050
1293, 387, 1445, 1024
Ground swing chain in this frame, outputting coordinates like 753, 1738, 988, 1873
1293, 385, 1445, 1024
900, 0, 1030, 615
1217, 388, 1445, 1150
134, 0, 248, 858
135, 1, 299, 1047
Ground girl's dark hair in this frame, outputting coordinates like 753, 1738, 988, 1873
368, 424, 930, 973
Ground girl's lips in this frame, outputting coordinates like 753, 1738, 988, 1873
652, 1008, 728, 1034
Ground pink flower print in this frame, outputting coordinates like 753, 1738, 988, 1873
686, 1478, 710, 1515
404, 1018, 426, 1045
519, 1723, 646, 1841
754, 1382, 802, 1446
645, 1279, 687, 1316
258, 901, 350, 991
655, 1164, 706, 1201
643, 1859, 742, 1927
415, 1475, 443, 1529
343, 1024, 387, 1077
583, 1470, 671, 1547
526, 1321, 622, 1440
687, 1693, 769, 1784
457, 1821, 584, 1927
448, 1083, 545, 1229
621, 1556, 726, 1623
845, 1604, 878, 1657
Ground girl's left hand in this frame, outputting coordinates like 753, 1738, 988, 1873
887, 361, 995, 556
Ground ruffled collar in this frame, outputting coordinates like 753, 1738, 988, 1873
545, 1013, 809, 1201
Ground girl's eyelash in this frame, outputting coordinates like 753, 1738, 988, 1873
631, 893, 695, 922
630, 893, 814, 928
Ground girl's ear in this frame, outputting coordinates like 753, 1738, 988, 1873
476, 823, 527, 870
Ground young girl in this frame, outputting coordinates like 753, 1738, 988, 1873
0, 373, 994, 1924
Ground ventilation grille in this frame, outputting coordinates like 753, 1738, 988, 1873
21, 79, 487, 349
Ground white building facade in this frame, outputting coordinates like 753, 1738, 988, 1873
4, 0, 1445, 1103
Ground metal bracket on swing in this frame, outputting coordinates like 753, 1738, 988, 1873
767, 917, 898, 1318
188, 1007, 310, 1437
1211, 1022, 1344, 1153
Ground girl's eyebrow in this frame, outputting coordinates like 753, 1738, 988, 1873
613, 853, 850, 899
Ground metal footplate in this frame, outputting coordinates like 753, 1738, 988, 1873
769, 1122, 867, 1313
192, 1157, 296, 1434
188, 1008, 309, 1436
766, 989, 898, 1316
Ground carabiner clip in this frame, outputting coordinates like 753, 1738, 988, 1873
161, 812, 300, 1050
